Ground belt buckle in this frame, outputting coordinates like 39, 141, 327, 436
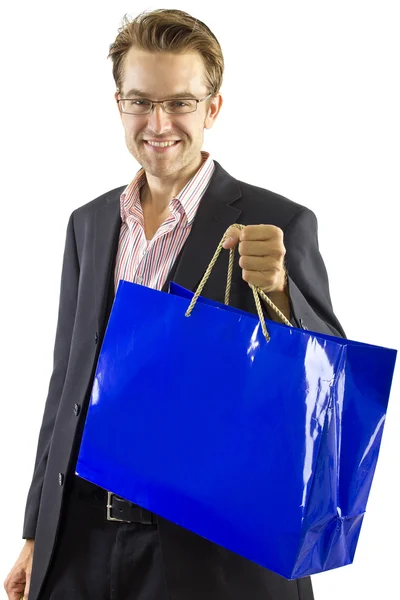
106, 491, 132, 523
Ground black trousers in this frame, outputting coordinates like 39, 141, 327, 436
39, 476, 169, 600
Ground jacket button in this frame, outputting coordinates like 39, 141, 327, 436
58, 473, 64, 486
74, 403, 80, 416
95, 332, 99, 344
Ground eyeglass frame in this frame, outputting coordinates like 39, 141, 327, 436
116, 93, 213, 115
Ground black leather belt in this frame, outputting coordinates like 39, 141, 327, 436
73, 477, 157, 525
106, 492, 158, 524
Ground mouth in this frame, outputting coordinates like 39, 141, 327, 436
144, 140, 181, 152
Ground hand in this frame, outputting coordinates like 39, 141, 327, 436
222, 224, 287, 293
4, 540, 34, 600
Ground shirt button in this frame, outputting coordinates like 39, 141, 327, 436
136, 275, 143, 284
58, 473, 64, 486
74, 403, 80, 416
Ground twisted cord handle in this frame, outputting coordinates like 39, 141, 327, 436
185, 224, 292, 341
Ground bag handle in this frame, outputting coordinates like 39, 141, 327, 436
185, 224, 293, 341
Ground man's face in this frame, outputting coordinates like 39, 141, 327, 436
115, 48, 222, 178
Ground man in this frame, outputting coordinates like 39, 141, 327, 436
4, 8, 345, 600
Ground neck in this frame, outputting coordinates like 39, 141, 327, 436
141, 153, 204, 212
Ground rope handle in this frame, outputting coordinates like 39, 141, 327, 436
185, 224, 292, 341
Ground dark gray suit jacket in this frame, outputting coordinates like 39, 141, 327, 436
23, 159, 345, 600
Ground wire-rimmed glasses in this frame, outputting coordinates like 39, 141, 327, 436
117, 93, 212, 115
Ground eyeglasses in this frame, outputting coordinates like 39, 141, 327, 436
117, 93, 212, 115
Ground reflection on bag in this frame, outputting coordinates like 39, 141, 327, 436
76, 225, 397, 579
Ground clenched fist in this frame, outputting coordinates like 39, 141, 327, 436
222, 224, 290, 321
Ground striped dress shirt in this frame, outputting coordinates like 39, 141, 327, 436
114, 150, 215, 294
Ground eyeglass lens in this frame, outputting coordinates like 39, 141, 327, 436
120, 98, 197, 114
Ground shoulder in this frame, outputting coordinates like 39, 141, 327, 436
70, 185, 126, 222
236, 178, 315, 230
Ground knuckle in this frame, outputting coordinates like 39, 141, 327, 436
238, 241, 248, 255
270, 224, 283, 238
272, 248, 285, 262
239, 256, 251, 269
240, 229, 249, 242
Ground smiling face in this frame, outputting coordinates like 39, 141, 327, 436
115, 47, 223, 180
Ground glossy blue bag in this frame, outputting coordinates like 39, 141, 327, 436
76, 228, 397, 580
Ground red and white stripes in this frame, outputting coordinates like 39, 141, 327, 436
114, 151, 215, 294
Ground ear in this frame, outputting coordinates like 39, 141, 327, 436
114, 90, 122, 119
204, 94, 223, 129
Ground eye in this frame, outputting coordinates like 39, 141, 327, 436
170, 101, 189, 107
130, 99, 151, 106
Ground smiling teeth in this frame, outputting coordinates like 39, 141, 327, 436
147, 141, 178, 147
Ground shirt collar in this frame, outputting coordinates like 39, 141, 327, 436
120, 150, 214, 226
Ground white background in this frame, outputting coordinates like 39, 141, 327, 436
1, 1, 399, 598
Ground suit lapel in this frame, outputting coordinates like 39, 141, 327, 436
93, 161, 243, 331
162, 160, 242, 292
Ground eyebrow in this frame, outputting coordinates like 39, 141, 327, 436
123, 88, 198, 99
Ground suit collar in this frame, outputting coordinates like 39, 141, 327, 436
94, 160, 242, 332
162, 161, 242, 292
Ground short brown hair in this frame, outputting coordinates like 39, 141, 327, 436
107, 9, 224, 100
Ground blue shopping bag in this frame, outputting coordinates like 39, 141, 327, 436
76, 226, 397, 579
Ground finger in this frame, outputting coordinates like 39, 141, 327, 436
222, 226, 241, 250
239, 255, 282, 271
239, 240, 285, 258
7, 585, 25, 600
242, 269, 279, 289
239, 224, 283, 242
238, 241, 268, 256
25, 572, 31, 598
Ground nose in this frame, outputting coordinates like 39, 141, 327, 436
146, 102, 173, 134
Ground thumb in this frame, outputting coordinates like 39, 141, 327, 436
222, 226, 241, 250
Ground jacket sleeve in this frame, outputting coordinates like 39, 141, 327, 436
22, 211, 80, 539
283, 207, 346, 338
